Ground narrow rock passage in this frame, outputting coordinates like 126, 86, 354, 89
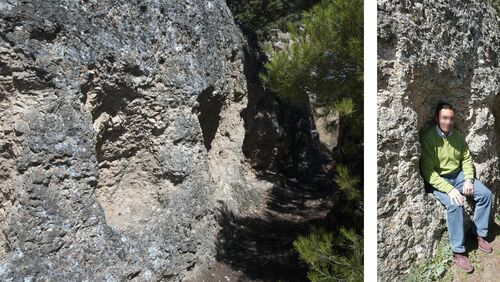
190, 171, 334, 282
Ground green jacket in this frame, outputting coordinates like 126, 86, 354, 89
419, 125, 474, 193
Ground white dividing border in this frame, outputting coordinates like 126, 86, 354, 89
364, 0, 377, 280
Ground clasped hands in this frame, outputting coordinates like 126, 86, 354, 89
448, 179, 473, 206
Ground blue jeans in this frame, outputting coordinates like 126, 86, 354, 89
432, 169, 493, 253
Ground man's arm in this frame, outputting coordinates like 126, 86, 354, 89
419, 135, 455, 193
461, 136, 474, 180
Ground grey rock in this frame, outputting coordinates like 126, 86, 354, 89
378, 0, 500, 280
0, 0, 265, 280
0, 0, 333, 280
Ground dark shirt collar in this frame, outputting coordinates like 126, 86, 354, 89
435, 124, 453, 138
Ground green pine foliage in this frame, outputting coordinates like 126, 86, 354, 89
260, 0, 364, 170
333, 98, 355, 118
239, 1, 364, 281
286, 2, 363, 281
293, 226, 364, 281
260, 0, 363, 112
293, 162, 363, 282
334, 164, 361, 202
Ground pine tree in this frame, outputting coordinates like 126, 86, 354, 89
293, 162, 363, 281
259, 1, 364, 281
260, 0, 364, 168
260, 0, 363, 112
293, 226, 364, 281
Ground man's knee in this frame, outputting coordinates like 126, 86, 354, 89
447, 203, 463, 213
474, 181, 492, 200
433, 191, 452, 208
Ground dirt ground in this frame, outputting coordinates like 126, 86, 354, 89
445, 218, 500, 282
186, 171, 334, 282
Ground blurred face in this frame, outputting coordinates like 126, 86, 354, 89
436, 108, 455, 134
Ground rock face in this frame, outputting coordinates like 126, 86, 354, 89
0, 0, 314, 280
378, 0, 500, 280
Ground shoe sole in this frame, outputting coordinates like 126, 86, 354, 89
453, 259, 474, 273
478, 246, 493, 253
455, 265, 474, 273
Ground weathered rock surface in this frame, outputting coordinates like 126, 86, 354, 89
378, 0, 499, 280
0, 0, 334, 280
0, 0, 310, 280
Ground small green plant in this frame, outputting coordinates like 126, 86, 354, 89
293, 226, 363, 281
405, 233, 453, 282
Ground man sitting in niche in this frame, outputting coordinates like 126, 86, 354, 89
419, 101, 493, 273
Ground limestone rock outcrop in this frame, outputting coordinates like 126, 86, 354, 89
378, 0, 500, 280
0, 0, 313, 280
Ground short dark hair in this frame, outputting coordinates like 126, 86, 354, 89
435, 101, 455, 118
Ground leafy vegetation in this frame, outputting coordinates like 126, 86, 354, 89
333, 98, 355, 117
276, 1, 363, 280
260, 0, 363, 111
405, 233, 453, 282
293, 226, 363, 281
260, 0, 363, 168
334, 164, 361, 202
294, 163, 363, 281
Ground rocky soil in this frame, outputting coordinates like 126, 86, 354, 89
377, 0, 500, 280
446, 220, 499, 282
0, 0, 334, 281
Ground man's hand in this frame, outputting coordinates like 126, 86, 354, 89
463, 179, 474, 196
448, 188, 464, 206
